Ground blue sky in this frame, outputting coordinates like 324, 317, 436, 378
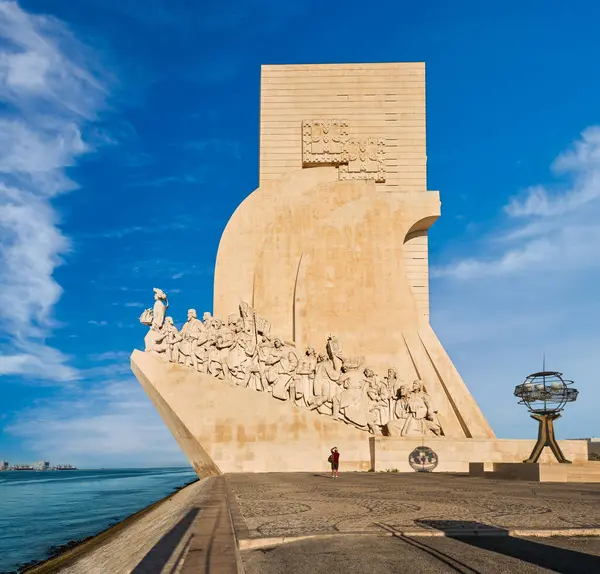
1, 0, 599, 467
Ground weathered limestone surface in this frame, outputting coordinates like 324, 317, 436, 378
132, 350, 371, 473
372, 437, 589, 474
469, 461, 600, 482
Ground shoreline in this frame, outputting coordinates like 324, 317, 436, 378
16, 478, 199, 574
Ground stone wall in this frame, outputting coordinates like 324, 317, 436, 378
371, 437, 589, 473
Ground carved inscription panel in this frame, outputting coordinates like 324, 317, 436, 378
302, 120, 386, 182
302, 120, 348, 165
339, 137, 386, 183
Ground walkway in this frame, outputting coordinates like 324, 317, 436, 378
32, 472, 600, 573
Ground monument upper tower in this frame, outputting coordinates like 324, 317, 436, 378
259, 63, 427, 193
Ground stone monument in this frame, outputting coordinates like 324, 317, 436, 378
131, 63, 587, 476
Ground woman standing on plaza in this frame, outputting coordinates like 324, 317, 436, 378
328, 447, 340, 478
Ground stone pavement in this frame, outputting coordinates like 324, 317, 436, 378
241, 533, 600, 573
36, 472, 600, 573
33, 477, 242, 574
228, 472, 600, 573
226, 472, 600, 538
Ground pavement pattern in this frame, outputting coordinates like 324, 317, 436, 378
241, 533, 600, 573
226, 472, 600, 537
228, 472, 600, 573
36, 472, 600, 573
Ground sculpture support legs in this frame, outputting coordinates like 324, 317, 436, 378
524, 413, 571, 464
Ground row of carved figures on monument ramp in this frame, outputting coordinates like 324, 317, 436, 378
140, 288, 444, 438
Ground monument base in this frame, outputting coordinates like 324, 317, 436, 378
132, 351, 590, 477
469, 462, 600, 483
369, 437, 588, 473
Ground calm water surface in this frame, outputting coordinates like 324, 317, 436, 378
0, 467, 197, 573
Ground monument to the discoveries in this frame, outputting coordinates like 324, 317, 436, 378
131, 63, 587, 477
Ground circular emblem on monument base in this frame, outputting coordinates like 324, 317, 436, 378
408, 446, 438, 472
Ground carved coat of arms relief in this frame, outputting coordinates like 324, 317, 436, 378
301, 119, 386, 182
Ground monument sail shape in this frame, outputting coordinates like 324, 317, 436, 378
214, 63, 493, 440
132, 63, 587, 476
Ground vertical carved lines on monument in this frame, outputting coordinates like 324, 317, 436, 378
292, 252, 307, 347
393, 332, 420, 387
417, 333, 474, 439
402, 332, 464, 438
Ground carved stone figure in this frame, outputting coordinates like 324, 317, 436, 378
237, 321, 263, 390
293, 347, 317, 408
385, 368, 401, 421
178, 309, 203, 369
206, 318, 225, 378
142, 288, 168, 354
224, 319, 248, 383
326, 334, 344, 372
165, 317, 182, 363
365, 368, 391, 432
138, 291, 446, 436
385, 385, 410, 436
309, 353, 342, 415
260, 338, 298, 400
333, 366, 372, 430
215, 319, 235, 380
398, 380, 443, 437
151, 288, 168, 330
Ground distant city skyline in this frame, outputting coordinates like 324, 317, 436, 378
1, 0, 599, 466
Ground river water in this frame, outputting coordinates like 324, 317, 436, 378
0, 467, 198, 573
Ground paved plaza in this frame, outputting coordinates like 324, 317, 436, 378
230, 472, 600, 574
227, 472, 600, 537
39, 472, 600, 573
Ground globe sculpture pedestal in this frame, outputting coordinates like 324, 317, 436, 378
525, 413, 570, 464
514, 371, 578, 465
468, 369, 599, 482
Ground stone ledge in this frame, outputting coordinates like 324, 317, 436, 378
469, 462, 600, 483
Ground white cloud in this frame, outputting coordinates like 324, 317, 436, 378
0, 343, 77, 380
0, 1, 107, 381
430, 126, 600, 439
5, 376, 187, 467
434, 126, 600, 279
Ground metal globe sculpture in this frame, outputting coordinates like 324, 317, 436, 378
408, 446, 439, 472
514, 371, 579, 464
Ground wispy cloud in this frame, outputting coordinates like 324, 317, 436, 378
179, 138, 242, 160
5, 375, 186, 466
89, 350, 131, 362
434, 126, 600, 279
0, 1, 107, 382
126, 173, 206, 188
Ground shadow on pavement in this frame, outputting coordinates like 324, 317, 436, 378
416, 519, 600, 574
131, 507, 199, 574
